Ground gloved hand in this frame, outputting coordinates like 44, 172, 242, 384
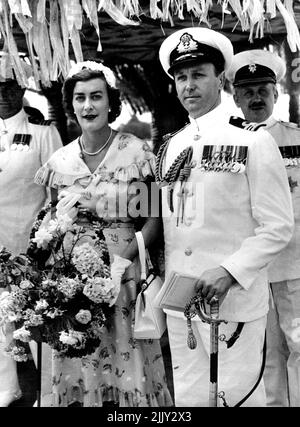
56, 190, 81, 221
77, 191, 98, 214
110, 254, 132, 306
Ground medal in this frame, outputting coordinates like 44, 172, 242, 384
238, 163, 246, 174
230, 162, 241, 173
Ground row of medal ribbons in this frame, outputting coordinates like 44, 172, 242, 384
199, 144, 248, 174
0, 133, 32, 152
279, 146, 300, 167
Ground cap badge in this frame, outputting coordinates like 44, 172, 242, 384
177, 33, 198, 54
248, 63, 257, 73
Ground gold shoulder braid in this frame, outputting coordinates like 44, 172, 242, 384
155, 137, 194, 223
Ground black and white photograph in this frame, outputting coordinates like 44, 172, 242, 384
0, 0, 299, 413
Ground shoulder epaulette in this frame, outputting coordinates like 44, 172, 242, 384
229, 116, 266, 132
162, 123, 189, 143
28, 117, 53, 126
279, 120, 300, 130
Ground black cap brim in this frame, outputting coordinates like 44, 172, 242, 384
233, 76, 276, 86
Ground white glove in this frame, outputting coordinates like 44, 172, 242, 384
56, 190, 81, 221
110, 254, 132, 305
77, 192, 98, 214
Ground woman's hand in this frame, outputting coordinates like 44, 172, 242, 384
110, 254, 132, 305
77, 192, 98, 214
56, 190, 81, 221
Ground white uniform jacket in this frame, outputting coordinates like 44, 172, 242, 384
0, 109, 62, 255
256, 116, 300, 283
161, 105, 294, 322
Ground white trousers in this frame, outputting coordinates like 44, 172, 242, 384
167, 314, 267, 407
264, 280, 300, 407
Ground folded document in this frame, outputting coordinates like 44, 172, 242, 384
154, 271, 199, 312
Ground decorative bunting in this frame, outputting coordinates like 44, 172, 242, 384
0, 0, 298, 88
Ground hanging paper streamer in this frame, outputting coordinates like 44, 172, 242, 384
266, 0, 277, 18
98, 0, 139, 25
58, 0, 70, 72
49, 0, 67, 80
32, 5, 53, 87
26, 34, 41, 89
60, 0, 83, 63
150, 0, 163, 20
275, 0, 300, 51
82, 0, 102, 51
36, 0, 46, 23
8, 0, 31, 17
0, 0, 299, 88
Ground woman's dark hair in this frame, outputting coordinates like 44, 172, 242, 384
62, 68, 122, 124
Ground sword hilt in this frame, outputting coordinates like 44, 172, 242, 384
209, 297, 219, 320
193, 295, 224, 325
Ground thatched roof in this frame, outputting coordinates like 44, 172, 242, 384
0, 0, 300, 89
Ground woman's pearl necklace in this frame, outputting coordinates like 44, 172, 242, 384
80, 128, 113, 156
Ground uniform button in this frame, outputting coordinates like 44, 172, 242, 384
184, 248, 192, 256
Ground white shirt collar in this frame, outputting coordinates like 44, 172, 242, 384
260, 115, 277, 129
0, 109, 26, 133
189, 104, 230, 134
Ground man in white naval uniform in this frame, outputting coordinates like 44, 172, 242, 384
227, 49, 300, 407
0, 69, 62, 406
157, 28, 294, 407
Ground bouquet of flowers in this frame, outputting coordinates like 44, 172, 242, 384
0, 202, 116, 361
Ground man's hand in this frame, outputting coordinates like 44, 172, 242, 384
195, 266, 235, 304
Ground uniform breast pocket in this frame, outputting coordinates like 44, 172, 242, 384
8, 149, 40, 179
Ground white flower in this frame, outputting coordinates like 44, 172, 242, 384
56, 214, 74, 234
19, 280, 34, 290
75, 309, 92, 324
57, 277, 82, 299
83, 277, 116, 304
72, 243, 104, 277
46, 308, 64, 319
47, 214, 74, 236
67, 61, 117, 88
32, 228, 53, 249
59, 330, 85, 347
0, 291, 10, 303
23, 309, 43, 326
5, 345, 28, 362
41, 279, 56, 289
35, 299, 49, 312
13, 326, 31, 342
0, 291, 25, 324
47, 219, 60, 234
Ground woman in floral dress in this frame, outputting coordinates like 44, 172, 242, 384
33, 61, 172, 407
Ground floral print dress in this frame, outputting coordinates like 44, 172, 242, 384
34, 132, 172, 407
